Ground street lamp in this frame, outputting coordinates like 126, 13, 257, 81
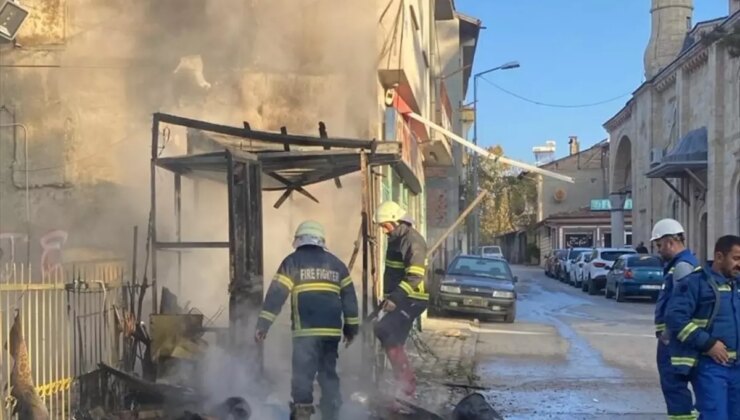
471, 61, 520, 253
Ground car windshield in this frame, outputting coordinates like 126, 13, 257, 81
481, 246, 502, 254
627, 255, 662, 267
448, 257, 511, 280
569, 250, 588, 261
601, 251, 635, 261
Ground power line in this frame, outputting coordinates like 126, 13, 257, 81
479, 76, 632, 109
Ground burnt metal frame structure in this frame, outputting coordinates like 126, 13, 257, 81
149, 112, 402, 370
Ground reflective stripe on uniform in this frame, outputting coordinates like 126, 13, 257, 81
718, 284, 732, 292
406, 265, 426, 276
340, 276, 353, 288
668, 414, 697, 420
259, 310, 277, 322
670, 357, 698, 367
345, 317, 360, 325
678, 322, 699, 342
691, 318, 708, 328
275, 274, 295, 291
294, 283, 341, 294
386, 260, 405, 269
293, 328, 343, 338
399, 280, 429, 300
702, 350, 738, 359
655, 323, 666, 332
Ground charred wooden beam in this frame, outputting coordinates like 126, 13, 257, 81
156, 112, 381, 150
319, 121, 342, 188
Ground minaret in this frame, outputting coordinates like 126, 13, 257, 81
644, 0, 694, 79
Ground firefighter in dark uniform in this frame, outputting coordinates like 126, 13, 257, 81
373, 201, 428, 402
254, 221, 359, 420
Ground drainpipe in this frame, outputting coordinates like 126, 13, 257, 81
0, 117, 31, 263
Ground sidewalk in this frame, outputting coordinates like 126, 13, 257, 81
409, 317, 481, 416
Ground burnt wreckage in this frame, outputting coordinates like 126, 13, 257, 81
137, 113, 421, 414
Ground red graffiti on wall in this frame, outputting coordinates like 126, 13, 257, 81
40, 230, 68, 275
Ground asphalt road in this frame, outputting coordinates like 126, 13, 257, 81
467, 265, 667, 419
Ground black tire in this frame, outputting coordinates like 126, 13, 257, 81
605, 281, 614, 299
587, 278, 599, 295
504, 305, 516, 323
581, 278, 589, 292
616, 283, 626, 302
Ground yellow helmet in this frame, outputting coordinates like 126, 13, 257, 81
375, 201, 405, 224
294, 220, 326, 241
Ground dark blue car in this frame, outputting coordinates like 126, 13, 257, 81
604, 254, 663, 302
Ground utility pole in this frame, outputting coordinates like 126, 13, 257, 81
471, 61, 520, 253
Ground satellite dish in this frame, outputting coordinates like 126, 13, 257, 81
553, 189, 566, 202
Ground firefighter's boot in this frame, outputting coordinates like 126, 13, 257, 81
289, 403, 315, 420
386, 345, 417, 398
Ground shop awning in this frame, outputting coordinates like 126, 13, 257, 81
645, 127, 708, 179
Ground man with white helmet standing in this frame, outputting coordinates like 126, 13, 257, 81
254, 221, 359, 420
651, 218, 698, 419
373, 200, 428, 404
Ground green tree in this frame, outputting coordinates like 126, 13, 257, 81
469, 146, 537, 244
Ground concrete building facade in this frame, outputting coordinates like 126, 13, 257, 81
528, 139, 632, 264
605, 1, 740, 261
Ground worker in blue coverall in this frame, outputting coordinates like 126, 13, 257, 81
254, 221, 359, 420
651, 218, 698, 419
666, 235, 740, 420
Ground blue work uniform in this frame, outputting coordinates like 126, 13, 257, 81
655, 249, 698, 419
256, 245, 359, 420
666, 267, 740, 420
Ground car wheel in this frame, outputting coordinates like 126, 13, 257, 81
587, 278, 599, 295
504, 304, 516, 323
616, 283, 626, 302
581, 277, 589, 292
605, 281, 614, 299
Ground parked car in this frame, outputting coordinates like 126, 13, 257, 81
553, 249, 568, 280
434, 255, 518, 322
480, 245, 504, 260
561, 248, 591, 283
570, 252, 593, 287
604, 254, 663, 302
544, 250, 563, 277
582, 247, 638, 294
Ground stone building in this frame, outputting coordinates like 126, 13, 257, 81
0, 0, 478, 275
605, 0, 740, 261
523, 138, 632, 264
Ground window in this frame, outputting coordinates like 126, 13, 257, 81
600, 251, 635, 261
627, 255, 662, 268
672, 197, 680, 220
448, 257, 512, 280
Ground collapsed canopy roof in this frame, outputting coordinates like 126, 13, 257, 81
152, 113, 417, 193
645, 126, 708, 179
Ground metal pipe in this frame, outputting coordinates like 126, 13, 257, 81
426, 190, 489, 258
0, 122, 31, 263
472, 75, 480, 253
150, 115, 160, 315
405, 112, 575, 183
174, 175, 182, 297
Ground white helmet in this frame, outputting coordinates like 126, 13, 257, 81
650, 218, 685, 242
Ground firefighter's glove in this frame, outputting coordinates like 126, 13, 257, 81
343, 333, 355, 348
254, 329, 267, 344
383, 300, 397, 312
343, 324, 358, 348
